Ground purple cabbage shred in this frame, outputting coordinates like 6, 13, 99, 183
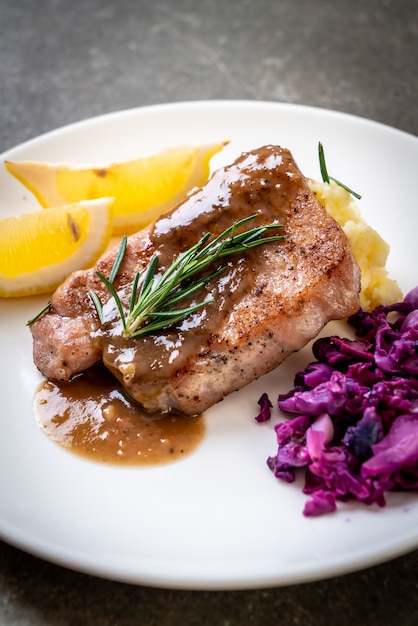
255, 392, 273, 422
261, 285, 418, 516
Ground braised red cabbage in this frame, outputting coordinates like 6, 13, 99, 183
262, 285, 418, 516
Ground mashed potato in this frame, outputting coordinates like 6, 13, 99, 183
308, 179, 402, 311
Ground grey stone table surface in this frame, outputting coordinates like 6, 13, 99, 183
0, 0, 417, 624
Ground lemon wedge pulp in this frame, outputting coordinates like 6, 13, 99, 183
0, 197, 114, 297
5, 141, 228, 235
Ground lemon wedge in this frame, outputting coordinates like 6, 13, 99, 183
0, 197, 114, 297
5, 141, 228, 235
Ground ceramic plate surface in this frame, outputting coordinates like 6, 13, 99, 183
0, 100, 417, 590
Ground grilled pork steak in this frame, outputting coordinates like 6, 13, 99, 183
31, 146, 360, 415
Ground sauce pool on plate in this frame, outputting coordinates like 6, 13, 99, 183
33, 364, 206, 466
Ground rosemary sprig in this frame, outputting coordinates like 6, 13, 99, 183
318, 142, 362, 199
89, 215, 284, 338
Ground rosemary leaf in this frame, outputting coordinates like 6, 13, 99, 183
88, 290, 105, 324
109, 235, 127, 284
26, 302, 51, 326
318, 141, 330, 184
328, 176, 362, 200
129, 272, 140, 314
139, 255, 159, 298
96, 271, 127, 333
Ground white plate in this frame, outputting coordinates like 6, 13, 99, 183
0, 100, 417, 590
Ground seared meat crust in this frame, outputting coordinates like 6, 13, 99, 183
31, 146, 360, 415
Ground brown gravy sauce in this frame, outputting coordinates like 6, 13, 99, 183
34, 364, 205, 466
